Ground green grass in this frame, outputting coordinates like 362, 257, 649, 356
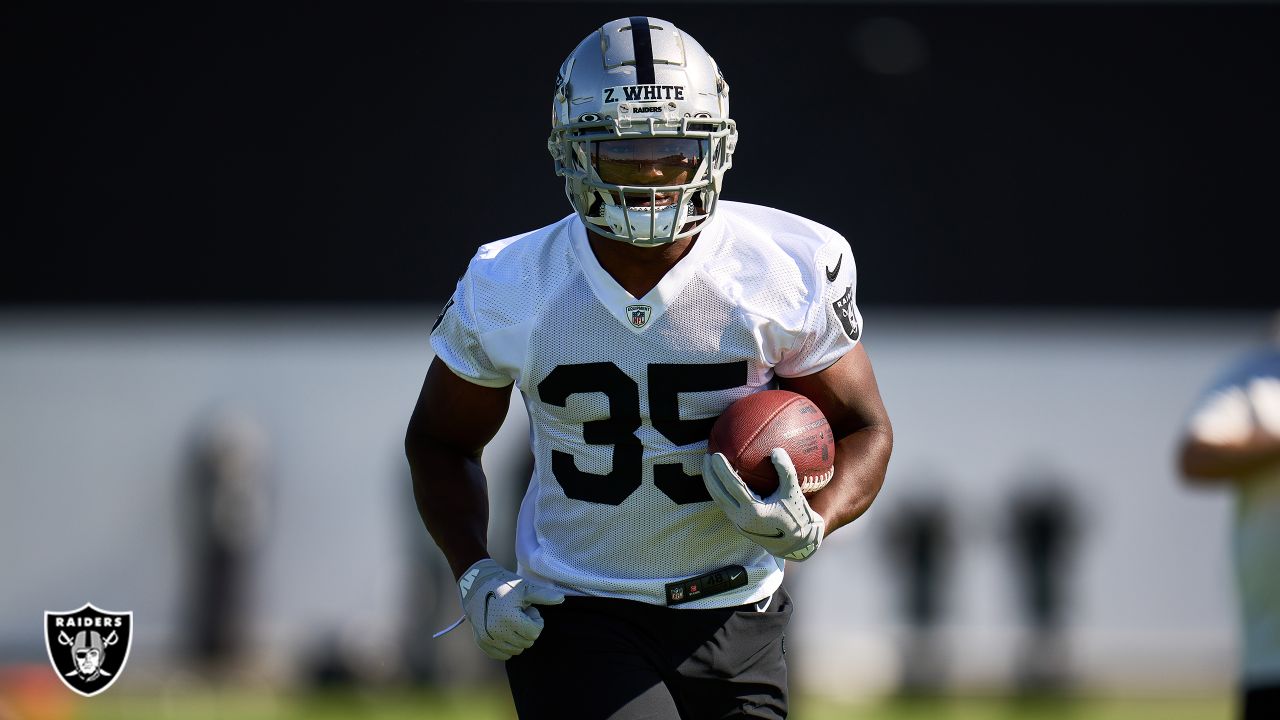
794, 694, 1232, 720
67, 688, 515, 720
14, 687, 1233, 720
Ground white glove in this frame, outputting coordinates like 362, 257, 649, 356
458, 558, 565, 660
702, 448, 826, 561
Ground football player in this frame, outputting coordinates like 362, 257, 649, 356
406, 16, 893, 719
1178, 314, 1280, 720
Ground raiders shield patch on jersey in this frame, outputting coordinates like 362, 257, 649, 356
45, 603, 133, 697
832, 285, 860, 341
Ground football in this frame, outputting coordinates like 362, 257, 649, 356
707, 389, 836, 496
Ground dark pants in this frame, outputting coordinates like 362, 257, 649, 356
506, 586, 792, 719
1244, 683, 1280, 720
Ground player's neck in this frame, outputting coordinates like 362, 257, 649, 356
586, 231, 698, 299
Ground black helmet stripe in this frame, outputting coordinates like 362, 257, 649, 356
629, 16, 656, 85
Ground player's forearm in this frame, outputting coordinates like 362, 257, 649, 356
1179, 432, 1280, 482
407, 439, 492, 581
808, 423, 892, 536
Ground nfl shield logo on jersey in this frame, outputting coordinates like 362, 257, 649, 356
44, 603, 133, 697
626, 304, 652, 328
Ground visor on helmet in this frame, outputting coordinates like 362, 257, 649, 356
592, 138, 708, 189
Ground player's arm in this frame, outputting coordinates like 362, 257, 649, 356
406, 357, 565, 660
779, 343, 892, 536
404, 356, 512, 581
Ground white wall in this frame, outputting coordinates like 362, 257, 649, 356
794, 312, 1254, 696
0, 308, 1265, 695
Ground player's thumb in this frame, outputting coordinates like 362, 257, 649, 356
770, 448, 800, 495
522, 583, 566, 607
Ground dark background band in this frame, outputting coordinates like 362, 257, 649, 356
7, 2, 1278, 308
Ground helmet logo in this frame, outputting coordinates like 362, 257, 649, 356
626, 304, 653, 328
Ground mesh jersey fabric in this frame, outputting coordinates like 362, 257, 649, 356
430, 201, 862, 608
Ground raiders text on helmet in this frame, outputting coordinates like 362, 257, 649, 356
548, 17, 737, 246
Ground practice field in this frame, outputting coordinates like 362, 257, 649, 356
1, 686, 1233, 720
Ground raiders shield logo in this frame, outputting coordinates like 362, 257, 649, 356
626, 304, 652, 329
832, 285, 860, 341
44, 603, 133, 697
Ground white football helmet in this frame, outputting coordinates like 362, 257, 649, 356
548, 17, 737, 246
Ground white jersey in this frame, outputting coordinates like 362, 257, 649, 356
431, 201, 862, 608
1185, 348, 1280, 685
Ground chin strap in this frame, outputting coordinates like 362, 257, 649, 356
601, 200, 701, 245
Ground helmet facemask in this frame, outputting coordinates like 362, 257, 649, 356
552, 116, 735, 246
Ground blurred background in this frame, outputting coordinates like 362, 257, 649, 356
3, 1, 1278, 718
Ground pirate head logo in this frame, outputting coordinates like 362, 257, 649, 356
45, 603, 132, 697
626, 304, 652, 329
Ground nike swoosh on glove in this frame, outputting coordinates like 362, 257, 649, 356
702, 448, 826, 561
458, 558, 565, 660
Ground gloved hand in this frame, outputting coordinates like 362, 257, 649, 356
702, 448, 826, 561
458, 558, 565, 660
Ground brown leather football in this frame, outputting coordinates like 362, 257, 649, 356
707, 390, 836, 496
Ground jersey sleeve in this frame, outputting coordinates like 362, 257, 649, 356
774, 233, 863, 378
429, 268, 512, 388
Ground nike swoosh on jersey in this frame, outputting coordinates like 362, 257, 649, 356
432, 298, 456, 333
825, 254, 843, 282
741, 527, 785, 539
